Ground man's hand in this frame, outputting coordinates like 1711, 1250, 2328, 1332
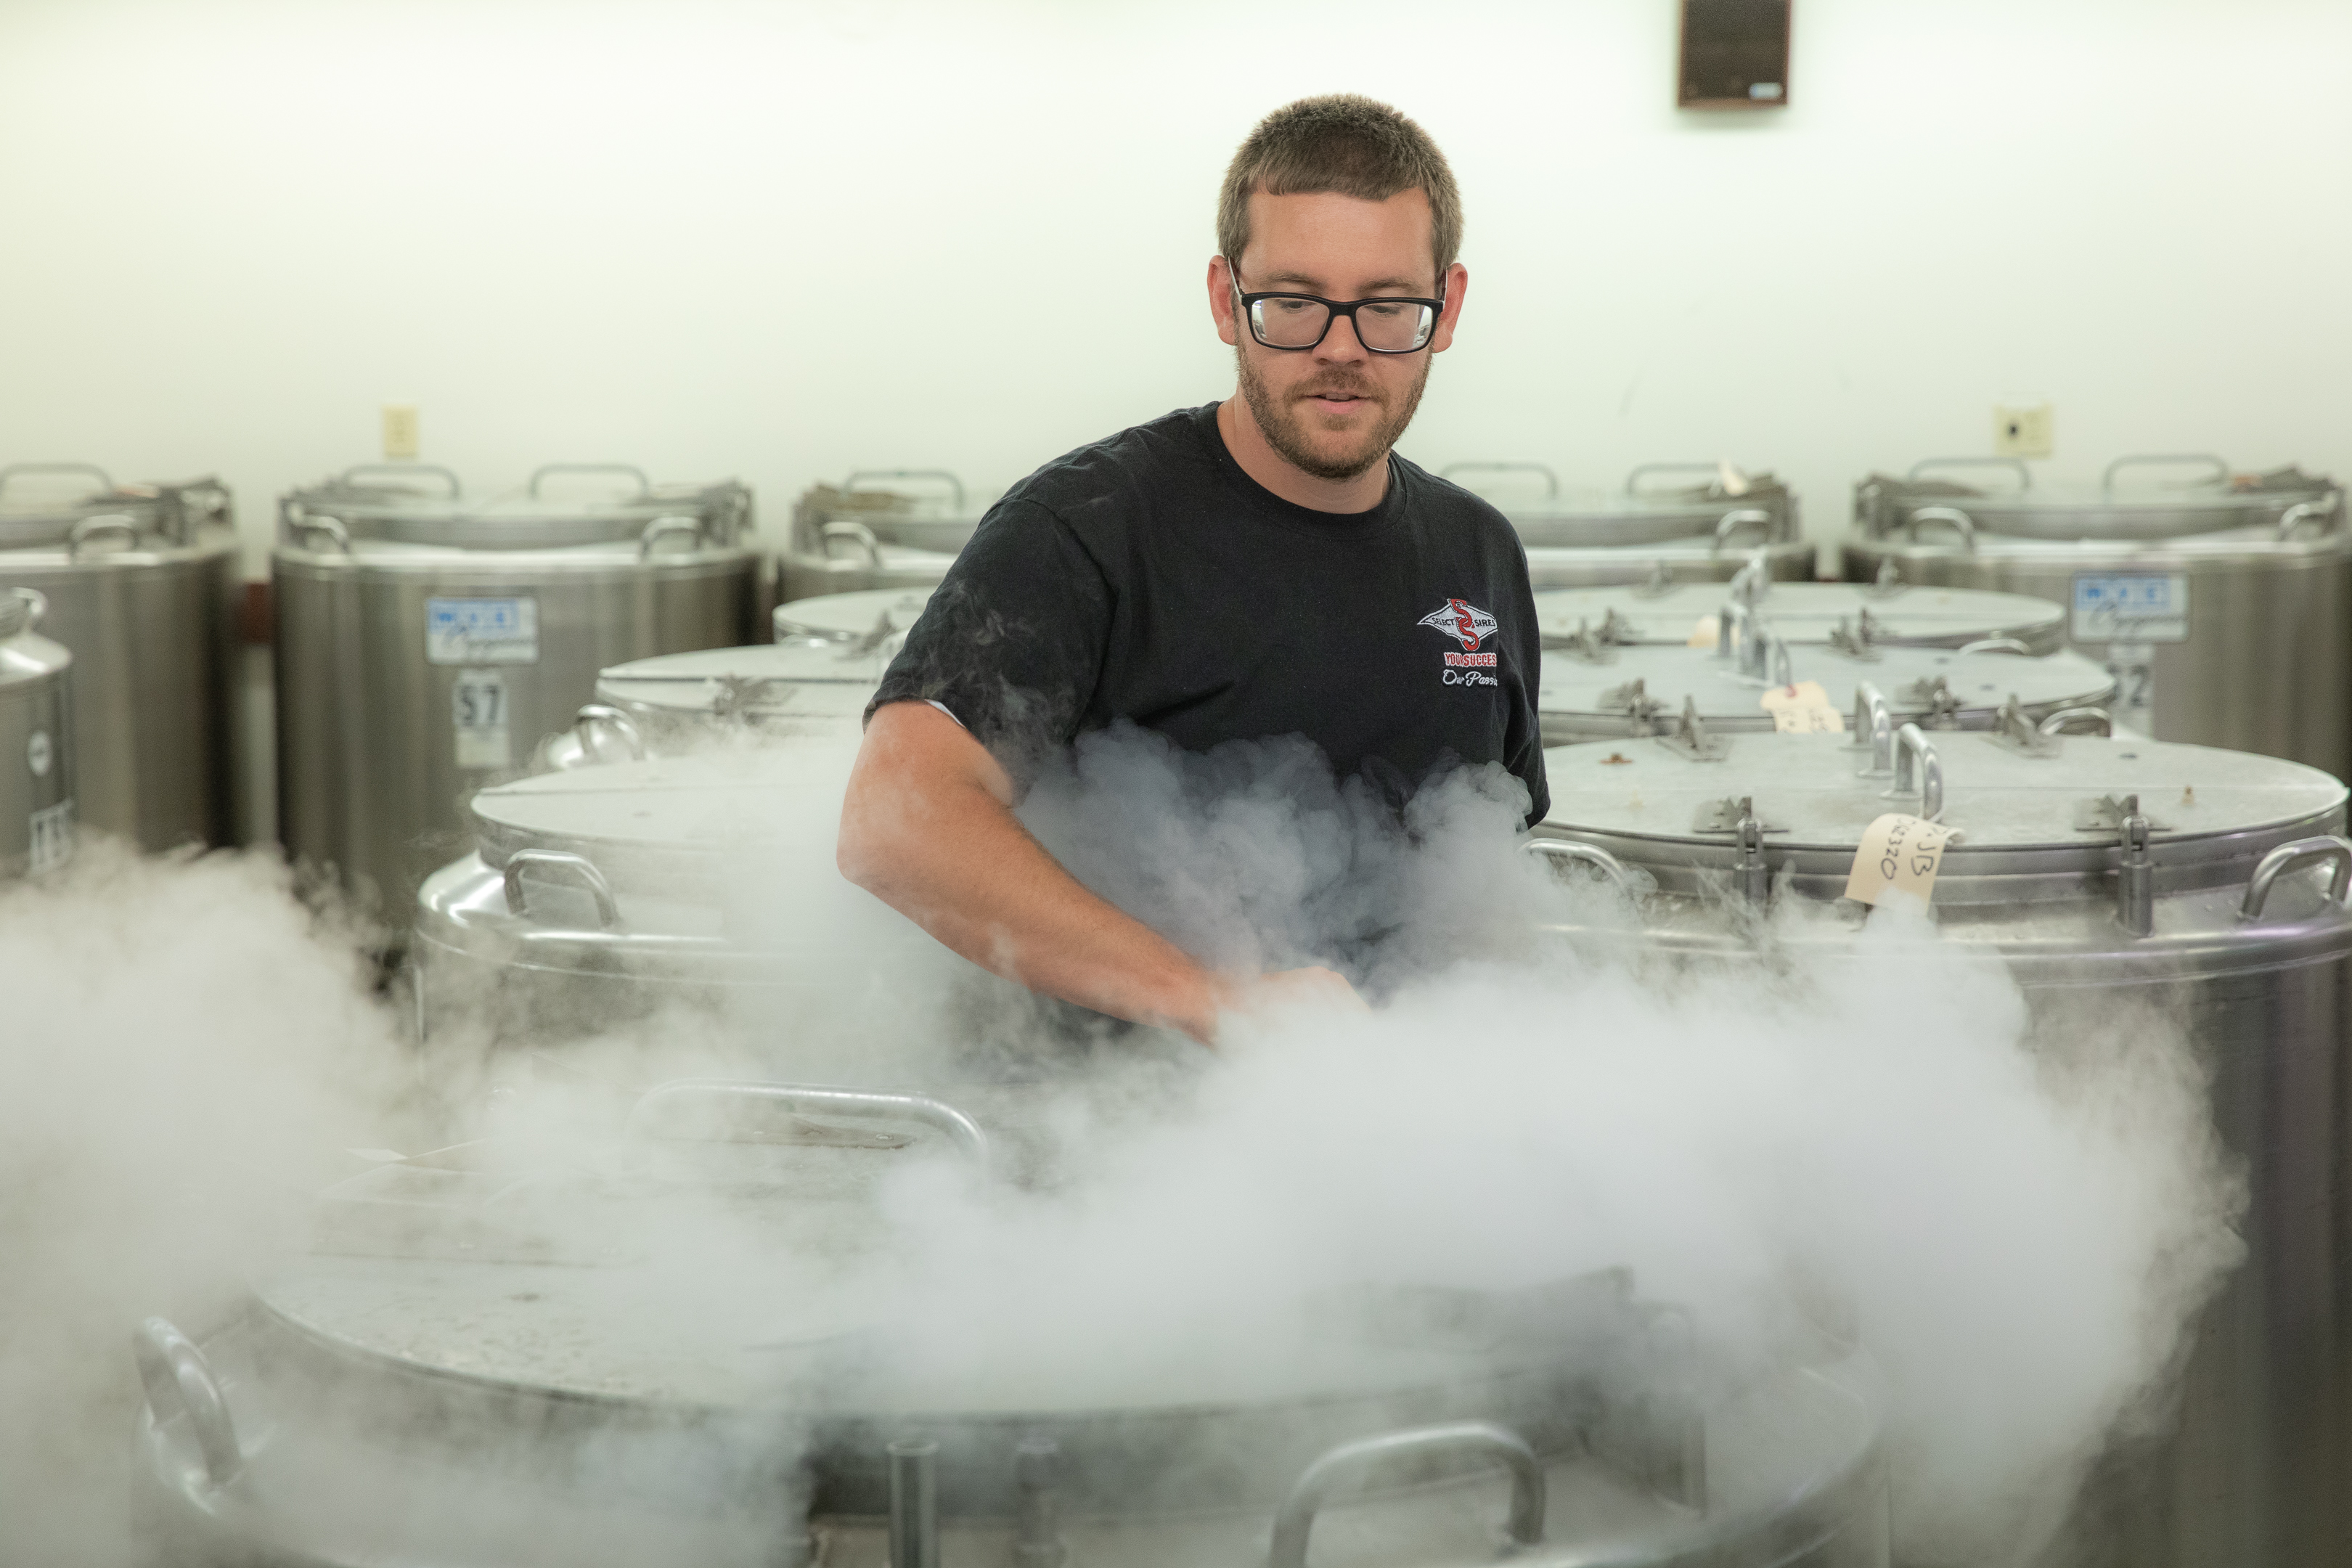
1186, 965, 1368, 1045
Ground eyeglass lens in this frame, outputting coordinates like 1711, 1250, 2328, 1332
1249, 296, 1435, 354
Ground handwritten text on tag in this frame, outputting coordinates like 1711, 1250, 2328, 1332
1845, 812, 1960, 906
1759, 679, 1846, 734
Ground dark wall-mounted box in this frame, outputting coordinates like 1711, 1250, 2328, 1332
1678, 0, 1792, 110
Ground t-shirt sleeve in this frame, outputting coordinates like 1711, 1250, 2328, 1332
865, 498, 1111, 763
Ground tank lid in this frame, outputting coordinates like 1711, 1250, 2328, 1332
772, 587, 934, 642
1539, 643, 2114, 730
280, 468, 752, 552
595, 642, 887, 722
470, 751, 855, 897
1538, 731, 2345, 896
1532, 581, 2063, 649
0, 471, 230, 551
1861, 462, 2342, 544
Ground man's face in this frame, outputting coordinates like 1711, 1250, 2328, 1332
1212, 187, 1467, 483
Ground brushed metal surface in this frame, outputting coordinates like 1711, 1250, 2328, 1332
273, 555, 755, 938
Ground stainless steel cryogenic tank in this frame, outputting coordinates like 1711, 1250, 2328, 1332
772, 585, 934, 643
0, 587, 75, 881
1529, 727, 2352, 1567
1842, 455, 2350, 777
1538, 633, 2115, 746
132, 1080, 1889, 1568
1532, 579, 2066, 655
0, 465, 240, 849
414, 751, 927, 1055
273, 465, 758, 936
528, 638, 890, 772
780, 473, 981, 601
1444, 462, 1814, 588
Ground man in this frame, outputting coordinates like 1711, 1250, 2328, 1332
838, 94, 1545, 1045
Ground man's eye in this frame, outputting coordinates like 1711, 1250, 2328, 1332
1266, 298, 1316, 317
1362, 302, 1408, 319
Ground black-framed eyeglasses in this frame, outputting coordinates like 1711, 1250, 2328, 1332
1225, 258, 1444, 355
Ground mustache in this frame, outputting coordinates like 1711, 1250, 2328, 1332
1291, 377, 1384, 403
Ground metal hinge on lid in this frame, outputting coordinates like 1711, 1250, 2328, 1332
1865, 558, 1906, 598
1827, 608, 1883, 661
1599, 677, 1672, 734
1655, 696, 1732, 761
1691, 795, 1787, 834
1898, 674, 1964, 730
1985, 693, 2062, 756
2075, 793, 2172, 833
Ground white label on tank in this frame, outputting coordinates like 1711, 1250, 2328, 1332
1844, 812, 1957, 907
2071, 573, 2189, 643
426, 597, 539, 666
452, 669, 510, 770
25, 730, 51, 778
2103, 640, 2157, 732
28, 799, 73, 874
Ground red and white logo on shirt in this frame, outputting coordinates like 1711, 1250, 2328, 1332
1418, 599, 1501, 682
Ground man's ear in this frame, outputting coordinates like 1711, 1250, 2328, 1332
1208, 254, 1241, 348
1429, 261, 1469, 354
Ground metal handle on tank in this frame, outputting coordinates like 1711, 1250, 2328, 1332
2277, 501, 2342, 542
2038, 706, 2112, 737
531, 463, 651, 499
133, 1318, 242, 1488
1905, 456, 2031, 491
571, 704, 647, 762
2102, 454, 2230, 492
2238, 836, 2352, 922
65, 514, 141, 559
846, 469, 968, 513
1904, 507, 1978, 550
636, 515, 706, 558
290, 515, 353, 554
624, 1080, 992, 1165
1850, 683, 1894, 775
1626, 461, 1725, 493
1890, 723, 1943, 821
1268, 1421, 1545, 1568
502, 849, 622, 931
338, 463, 461, 497
9, 587, 49, 629
1524, 838, 1638, 901
0, 461, 114, 498
1710, 508, 1776, 552
1725, 550, 1773, 605
821, 520, 886, 568
1955, 637, 2031, 657
1440, 462, 1559, 499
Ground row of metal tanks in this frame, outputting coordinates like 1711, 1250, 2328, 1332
0, 450, 2345, 931
131, 576, 2352, 1567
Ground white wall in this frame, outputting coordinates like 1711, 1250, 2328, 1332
1, 0, 2348, 567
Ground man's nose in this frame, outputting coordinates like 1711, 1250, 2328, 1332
1315, 309, 1371, 363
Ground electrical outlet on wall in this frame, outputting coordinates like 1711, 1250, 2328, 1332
1993, 403, 2053, 460
382, 404, 420, 460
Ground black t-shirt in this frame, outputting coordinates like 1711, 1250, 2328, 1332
869, 402, 1548, 825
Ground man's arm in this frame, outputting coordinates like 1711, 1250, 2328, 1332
837, 701, 1354, 1043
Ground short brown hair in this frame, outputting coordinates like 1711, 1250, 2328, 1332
1217, 94, 1462, 282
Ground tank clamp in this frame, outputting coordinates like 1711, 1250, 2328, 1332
1631, 559, 1677, 599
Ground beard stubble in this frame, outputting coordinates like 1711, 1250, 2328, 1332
1235, 345, 1431, 485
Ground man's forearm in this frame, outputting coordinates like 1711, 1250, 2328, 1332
838, 705, 1227, 1039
